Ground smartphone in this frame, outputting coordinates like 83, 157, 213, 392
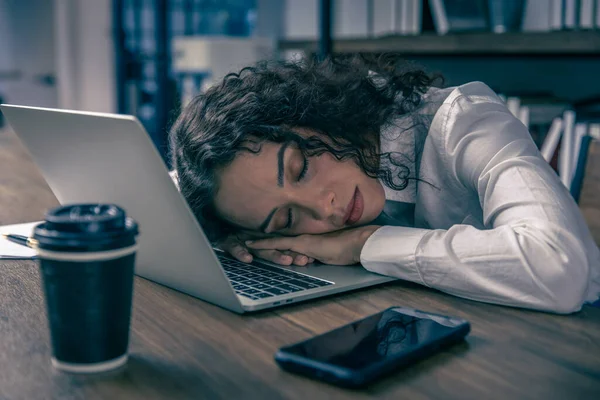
274, 307, 470, 388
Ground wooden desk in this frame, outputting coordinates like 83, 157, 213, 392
1, 128, 600, 400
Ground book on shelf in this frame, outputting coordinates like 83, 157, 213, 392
549, 0, 597, 31
580, 0, 595, 29
590, 123, 600, 139
283, 0, 599, 42
523, 97, 571, 126
428, 0, 488, 35
506, 97, 521, 119
283, 0, 318, 40
428, 0, 450, 34
540, 117, 564, 162
498, 92, 570, 148
549, 0, 564, 30
558, 110, 576, 188
564, 0, 578, 30
398, 0, 423, 35
519, 106, 530, 130
572, 123, 589, 174
521, 0, 599, 32
498, 93, 597, 197
520, 0, 599, 32
335, 0, 369, 38
372, 0, 422, 37
522, 0, 552, 32
570, 134, 594, 203
537, 109, 600, 197
372, 0, 396, 36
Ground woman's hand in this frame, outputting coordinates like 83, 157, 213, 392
218, 230, 315, 266
245, 225, 381, 265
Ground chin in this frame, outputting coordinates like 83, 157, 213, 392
362, 185, 385, 223
360, 212, 378, 226
362, 199, 384, 225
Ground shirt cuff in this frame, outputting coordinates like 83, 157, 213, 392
360, 225, 430, 286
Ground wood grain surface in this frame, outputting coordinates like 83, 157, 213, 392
1, 127, 599, 400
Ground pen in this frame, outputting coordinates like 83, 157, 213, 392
1, 233, 38, 248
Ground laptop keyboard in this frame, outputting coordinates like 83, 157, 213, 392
217, 253, 333, 300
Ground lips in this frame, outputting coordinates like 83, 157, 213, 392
344, 187, 364, 226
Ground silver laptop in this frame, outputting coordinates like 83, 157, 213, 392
0, 104, 394, 313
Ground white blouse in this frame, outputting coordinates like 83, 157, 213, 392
361, 81, 600, 314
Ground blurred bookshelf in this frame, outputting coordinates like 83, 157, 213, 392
580, 139, 600, 245
279, 31, 600, 56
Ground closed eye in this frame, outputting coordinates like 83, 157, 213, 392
285, 208, 293, 229
283, 155, 308, 231
277, 151, 308, 233
298, 153, 309, 181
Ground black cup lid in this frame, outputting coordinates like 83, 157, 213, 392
33, 204, 138, 252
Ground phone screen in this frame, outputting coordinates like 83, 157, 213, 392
283, 307, 466, 370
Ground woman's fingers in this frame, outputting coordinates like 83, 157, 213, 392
221, 234, 315, 266
224, 242, 253, 263
292, 254, 309, 266
252, 249, 293, 265
279, 250, 313, 266
246, 237, 296, 251
218, 236, 253, 263
250, 249, 310, 266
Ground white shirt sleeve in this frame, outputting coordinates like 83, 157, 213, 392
360, 83, 598, 314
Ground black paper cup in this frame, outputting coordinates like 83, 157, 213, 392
33, 204, 139, 374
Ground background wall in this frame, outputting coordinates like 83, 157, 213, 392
279, 0, 600, 103
0, 1, 14, 104
1, 0, 598, 113
411, 57, 600, 102
0, 0, 57, 108
0, 0, 115, 113
54, 0, 116, 113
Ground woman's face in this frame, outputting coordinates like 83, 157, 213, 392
214, 135, 386, 236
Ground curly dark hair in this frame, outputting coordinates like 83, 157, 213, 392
169, 54, 442, 242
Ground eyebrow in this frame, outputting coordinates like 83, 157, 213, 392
259, 142, 291, 232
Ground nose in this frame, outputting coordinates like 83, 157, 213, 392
312, 190, 335, 221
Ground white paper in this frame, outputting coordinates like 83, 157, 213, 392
0, 221, 42, 259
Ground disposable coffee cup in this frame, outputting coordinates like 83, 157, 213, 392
33, 204, 139, 374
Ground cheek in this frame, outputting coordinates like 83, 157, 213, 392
295, 218, 334, 235
360, 179, 386, 221
318, 156, 384, 219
